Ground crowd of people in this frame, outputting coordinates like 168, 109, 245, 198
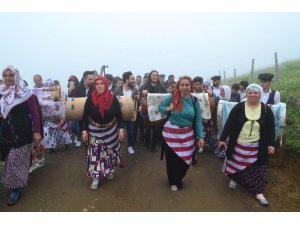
0, 65, 281, 207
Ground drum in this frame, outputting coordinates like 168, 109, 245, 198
116, 96, 136, 122
65, 97, 87, 120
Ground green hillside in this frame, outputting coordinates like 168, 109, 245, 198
226, 59, 300, 152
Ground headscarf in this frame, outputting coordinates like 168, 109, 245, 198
0, 65, 32, 119
172, 76, 193, 112
220, 85, 231, 101
43, 79, 55, 87
92, 76, 113, 118
246, 83, 263, 101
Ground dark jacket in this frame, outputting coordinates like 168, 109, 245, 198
220, 102, 275, 165
72, 83, 94, 98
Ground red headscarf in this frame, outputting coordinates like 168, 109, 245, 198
172, 76, 193, 112
92, 76, 113, 118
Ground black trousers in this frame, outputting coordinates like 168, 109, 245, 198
164, 141, 189, 189
145, 126, 159, 149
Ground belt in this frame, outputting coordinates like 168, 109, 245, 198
89, 118, 116, 128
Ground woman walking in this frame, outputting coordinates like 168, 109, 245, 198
82, 76, 125, 190
0, 65, 42, 205
159, 76, 205, 191
219, 83, 275, 206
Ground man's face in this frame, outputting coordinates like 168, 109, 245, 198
168, 76, 174, 82
150, 72, 159, 83
128, 75, 136, 88
213, 80, 220, 86
85, 74, 95, 87
193, 81, 202, 92
260, 80, 271, 90
136, 77, 142, 85
116, 80, 123, 88
159, 76, 165, 84
33, 75, 43, 88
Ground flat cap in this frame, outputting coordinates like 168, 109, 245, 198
258, 73, 274, 81
211, 75, 221, 81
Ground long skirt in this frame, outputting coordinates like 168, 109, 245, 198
43, 121, 72, 149
164, 141, 189, 189
229, 164, 267, 194
224, 141, 267, 194
1, 143, 32, 189
86, 123, 123, 178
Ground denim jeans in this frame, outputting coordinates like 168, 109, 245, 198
125, 121, 135, 147
70, 120, 81, 141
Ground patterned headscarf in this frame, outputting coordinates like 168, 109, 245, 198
0, 65, 32, 119
92, 76, 113, 118
220, 85, 231, 101
172, 76, 193, 112
246, 83, 263, 100
43, 79, 55, 87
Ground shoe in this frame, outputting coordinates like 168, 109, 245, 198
29, 162, 38, 173
90, 177, 99, 190
106, 173, 114, 180
170, 185, 178, 192
74, 136, 78, 144
75, 141, 82, 147
37, 158, 44, 168
228, 180, 237, 189
128, 147, 135, 154
7, 188, 22, 206
256, 194, 269, 206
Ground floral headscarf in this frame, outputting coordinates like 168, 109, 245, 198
246, 83, 263, 101
0, 65, 32, 119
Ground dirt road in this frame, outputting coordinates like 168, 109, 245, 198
1, 140, 300, 212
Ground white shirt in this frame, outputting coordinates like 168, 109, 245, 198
123, 88, 132, 97
261, 89, 281, 104
239, 91, 246, 102
212, 86, 220, 97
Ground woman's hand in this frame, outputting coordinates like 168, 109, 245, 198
218, 141, 228, 149
268, 146, 275, 154
82, 132, 88, 143
197, 138, 205, 148
119, 129, 125, 142
167, 103, 174, 112
33, 132, 42, 144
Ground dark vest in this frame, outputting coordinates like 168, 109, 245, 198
266, 90, 276, 105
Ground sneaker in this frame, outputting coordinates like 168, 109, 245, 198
128, 147, 135, 154
37, 158, 45, 168
170, 185, 178, 192
90, 177, 99, 190
7, 188, 22, 206
228, 180, 237, 189
106, 173, 114, 180
74, 136, 78, 144
75, 141, 82, 147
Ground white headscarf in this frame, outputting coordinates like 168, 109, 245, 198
220, 85, 231, 101
246, 83, 263, 101
0, 65, 32, 119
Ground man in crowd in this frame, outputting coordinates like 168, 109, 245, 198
114, 71, 139, 154
258, 73, 280, 104
211, 75, 221, 97
33, 74, 44, 88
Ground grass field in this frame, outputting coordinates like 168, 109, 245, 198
226, 59, 300, 152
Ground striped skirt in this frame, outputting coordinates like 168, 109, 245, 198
87, 121, 123, 178
162, 121, 196, 165
223, 141, 267, 194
